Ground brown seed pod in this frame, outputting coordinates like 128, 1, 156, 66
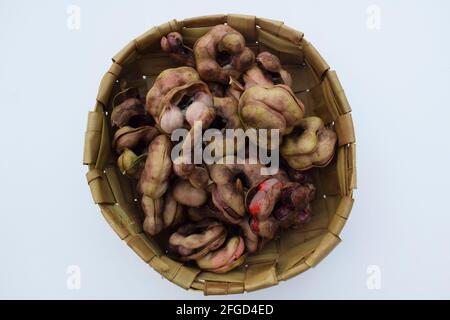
111, 87, 151, 128
238, 217, 261, 253
141, 190, 185, 236
113, 126, 159, 154
194, 25, 255, 84
117, 149, 147, 178
111, 98, 146, 128
196, 236, 246, 273
272, 181, 316, 229
187, 199, 230, 223
238, 84, 305, 136
113, 126, 159, 178
280, 116, 337, 170
209, 156, 286, 226
138, 135, 172, 199
168, 219, 227, 261
172, 179, 208, 207
159, 80, 215, 133
141, 195, 164, 236
212, 95, 242, 129
160, 32, 195, 67
243, 51, 293, 89
146, 67, 200, 120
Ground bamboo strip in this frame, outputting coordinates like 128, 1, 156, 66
157, 19, 180, 36
126, 233, 157, 262
322, 75, 340, 120
94, 103, 111, 170
108, 62, 122, 77
348, 143, 357, 189
181, 14, 227, 28
198, 267, 246, 283
191, 281, 204, 291
136, 27, 162, 53
204, 281, 244, 295
301, 39, 329, 79
180, 26, 212, 45
335, 113, 356, 146
244, 262, 278, 292
148, 255, 169, 272
257, 28, 303, 56
100, 203, 142, 236
277, 235, 323, 274
328, 214, 347, 236
171, 265, 201, 289
278, 25, 304, 44
227, 14, 256, 41
103, 166, 130, 208
317, 157, 340, 196
96, 72, 117, 107
99, 204, 130, 240
278, 261, 310, 281
336, 196, 354, 219
245, 240, 278, 265
255, 17, 283, 35
83, 111, 102, 165
149, 255, 183, 281
305, 232, 341, 267
337, 146, 347, 196
112, 40, 137, 65
86, 169, 116, 204
326, 71, 351, 114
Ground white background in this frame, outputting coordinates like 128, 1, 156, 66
1, 0, 449, 299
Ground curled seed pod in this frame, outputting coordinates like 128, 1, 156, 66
211, 181, 245, 224
249, 215, 280, 240
111, 98, 146, 128
273, 182, 316, 229
146, 67, 200, 120
158, 81, 215, 133
280, 116, 337, 170
113, 126, 159, 154
238, 217, 261, 253
256, 51, 292, 87
187, 199, 230, 223
138, 135, 172, 199
194, 25, 255, 84
141, 191, 185, 236
196, 236, 246, 273
117, 148, 146, 178
111, 87, 151, 128
141, 195, 164, 235
160, 32, 195, 67
168, 219, 227, 261
187, 166, 210, 190
172, 179, 208, 207
243, 65, 274, 89
238, 84, 305, 136
208, 156, 286, 226
162, 191, 185, 229
247, 178, 283, 221
212, 95, 242, 129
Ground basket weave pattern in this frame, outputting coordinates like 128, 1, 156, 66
83, 14, 356, 295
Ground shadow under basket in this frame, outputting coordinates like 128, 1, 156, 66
83, 14, 356, 295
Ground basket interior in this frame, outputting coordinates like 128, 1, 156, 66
84, 15, 355, 294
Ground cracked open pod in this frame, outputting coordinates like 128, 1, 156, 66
83, 14, 356, 295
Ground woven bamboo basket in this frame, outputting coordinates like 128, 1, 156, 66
83, 14, 356, 295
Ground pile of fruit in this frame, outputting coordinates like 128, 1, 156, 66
110, 24, 337, 273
